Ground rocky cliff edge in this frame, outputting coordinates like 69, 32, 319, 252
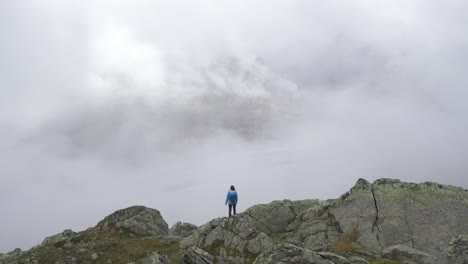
1, 178, 467, 264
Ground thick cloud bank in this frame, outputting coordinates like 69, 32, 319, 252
1, 0, 468, 253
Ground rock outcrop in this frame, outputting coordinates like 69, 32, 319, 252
96, 206, 169, 236
333, 178, 468, 263
1, 178, 466, 264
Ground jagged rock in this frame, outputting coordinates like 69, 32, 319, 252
135, 252, 172, 264
382, 244, 436, 263
1, 178, 466, 264
373, 179, 467, 262
286, 207, 342, 251
96, 206, 169, 236
0, 248, 30, 264
317, 252, 349, 264
247, 233, 274, 254
332, 178, 468, 263
332, 179, 381, 252
446, 235, 468, 264
180, 247, 214, 264
41, 229, 77, 247
253, 243, 333, 264
181, 216, 274, 263
286, 201, 333, 230
169, 222, 197, 237
244, 199, 322, 234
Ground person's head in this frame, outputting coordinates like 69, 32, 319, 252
230, 185, 235, 191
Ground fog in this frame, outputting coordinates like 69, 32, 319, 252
1, 0, 468, 253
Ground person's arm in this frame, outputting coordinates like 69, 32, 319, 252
225, 192, 229, 205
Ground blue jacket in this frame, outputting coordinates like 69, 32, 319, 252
226, 190, 238, 205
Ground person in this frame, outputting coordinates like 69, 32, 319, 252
225, 185, 238, 217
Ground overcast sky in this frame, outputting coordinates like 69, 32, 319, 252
1, 0, 468, 253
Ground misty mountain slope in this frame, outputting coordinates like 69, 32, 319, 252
0, 178, 466, 264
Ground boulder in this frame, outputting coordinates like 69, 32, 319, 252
169, 221, 198, 237
91, 252, 99, 260
96, 206, 168, 236
41, 229, 77, 247
180, 247, 214, 264
135, 252, 172, 264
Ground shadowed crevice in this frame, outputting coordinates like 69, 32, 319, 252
370, 184, 381, 235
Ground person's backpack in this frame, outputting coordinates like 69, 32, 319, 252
229, 193, 237, 203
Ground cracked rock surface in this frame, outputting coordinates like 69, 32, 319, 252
332, 178, 468, 263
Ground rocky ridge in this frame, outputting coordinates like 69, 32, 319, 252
1, 178, 467, 264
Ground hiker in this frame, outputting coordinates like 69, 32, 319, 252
225, 185, 238, 217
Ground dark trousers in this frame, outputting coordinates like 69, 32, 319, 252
229, 203, 237, 217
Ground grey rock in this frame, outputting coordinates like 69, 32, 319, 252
96, 206, 169, 236
347, 256, 369, 264
1, 178, 466, 264
317, 252, 349, 264
181, 216, 273, 263
41, 229, 77, 247
12, 259, 40, 264
332, 178, 468, 263
169, 222, 197, 237
382, 244, 436, 263
253, 243, 333, 264
135, 252, 171, 264
286, 208, 342, 251
244, 199, 322, 234
180, 247, 213, 264
446, 235, 468, 264
332, 179, 382, 252
247, 233, 274, 254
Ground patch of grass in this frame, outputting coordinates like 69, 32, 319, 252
312, 208, 334, 221
98, 236, 180, 264
327, 227, 363, 254
19, 231, 180, 264
269, 232, 286, 244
